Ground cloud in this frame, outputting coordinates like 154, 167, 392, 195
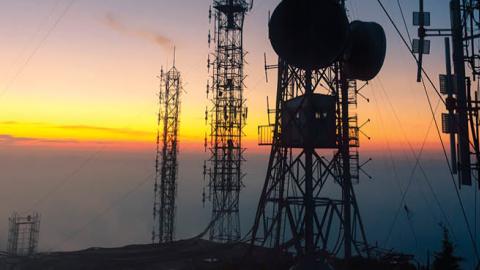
0, 121, 154, 147
0, 134, 33, 144
55, 124, 152, 137
0, 121, 152, 137
0, 134, 79, 145
102, 13, 173, 50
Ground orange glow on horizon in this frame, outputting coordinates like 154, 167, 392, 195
0, 0, 449, 155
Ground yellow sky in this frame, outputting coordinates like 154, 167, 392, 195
0, 0, 451, 152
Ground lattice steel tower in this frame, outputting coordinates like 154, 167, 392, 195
204, 0, 252, 242
152, 54, 182, 244
7, 213, 40, 257
251, 0, 386, 261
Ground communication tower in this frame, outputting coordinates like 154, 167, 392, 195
251, 0, 386, 263
412, 0, 480, 264
152, 52, 182, 244
203, 0, 252, 243
413, 0, 480, 189
7, 213, 40, 257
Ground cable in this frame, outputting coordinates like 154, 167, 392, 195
369, 79, 433, 249
377, 0, 480, 261
380, 0, 478, 150
421, 77, 480, 260
386, 18, 457, 237
397, 0, 412, 43
0, 0, 77, 99
382, 0, 457, 244
374, 78, 443, 246
22, 148, 103, 214
476, 175, 478, 248
49, 172, 154, 251
376, 0, 445, 105
418, 159, 458, 241
3, 0, 63, 85
404, 205, 419, 254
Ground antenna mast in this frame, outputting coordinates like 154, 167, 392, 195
204, 0, 250, 242
413, 0, 480, 188
412, 0, 480, 261
152, 53, 182, 244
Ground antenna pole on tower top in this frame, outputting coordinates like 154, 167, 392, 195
204, 0, 250, 243
450, 0, 471, 185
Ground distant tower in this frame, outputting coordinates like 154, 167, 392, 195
204, 0, 252, 242
152, 51, 182, 244
7, 213, 40, 256
252, 0, 386, 260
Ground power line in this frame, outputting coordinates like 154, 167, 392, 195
50, 172, 153, 251
396, 0, 412, 43
395, 0, 458, 242
22, 148, 103, 214
21, 109, 152, 213
0, 0, 77, 100
379, 0, 457, 246
404, 205, 419, 254
376, 0, 445, 105
377, 0, 480, 261
373, 79, 445, 247
420, 77, 479, 260
4, 0, 63, 84
369, 78, 441, 249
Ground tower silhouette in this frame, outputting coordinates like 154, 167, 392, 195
152, 53, 182, 244
203, 0, 252, 243
251, 0, 386, 260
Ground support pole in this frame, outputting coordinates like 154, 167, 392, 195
417, 0, 425, 82
451, 0, 472, 185
445, 37, 458, 174
341, 72, 352, 259
304, 70, 314, 256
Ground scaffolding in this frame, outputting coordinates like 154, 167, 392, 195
7, 213, 40, 257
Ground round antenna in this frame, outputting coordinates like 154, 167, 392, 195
343, 21, 387, 81
269, 0, 350, 70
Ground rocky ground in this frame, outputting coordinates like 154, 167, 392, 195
0, 239, 417, 270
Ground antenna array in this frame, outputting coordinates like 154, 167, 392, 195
152, 57, 182, 244
203, 0, 251, 243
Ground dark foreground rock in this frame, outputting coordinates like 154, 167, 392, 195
0, 239, 417, 270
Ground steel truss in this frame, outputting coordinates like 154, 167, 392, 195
204, 0, 251, 243
251, 60, 369, 259
7, 213, 40, 256
152, 63, 182, 244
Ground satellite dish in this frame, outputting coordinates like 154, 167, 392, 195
343, 21, 387, 81
269, 0, 350, 70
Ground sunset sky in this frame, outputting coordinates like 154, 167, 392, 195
1, 0, 478, 267
0, 0, 452, 151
